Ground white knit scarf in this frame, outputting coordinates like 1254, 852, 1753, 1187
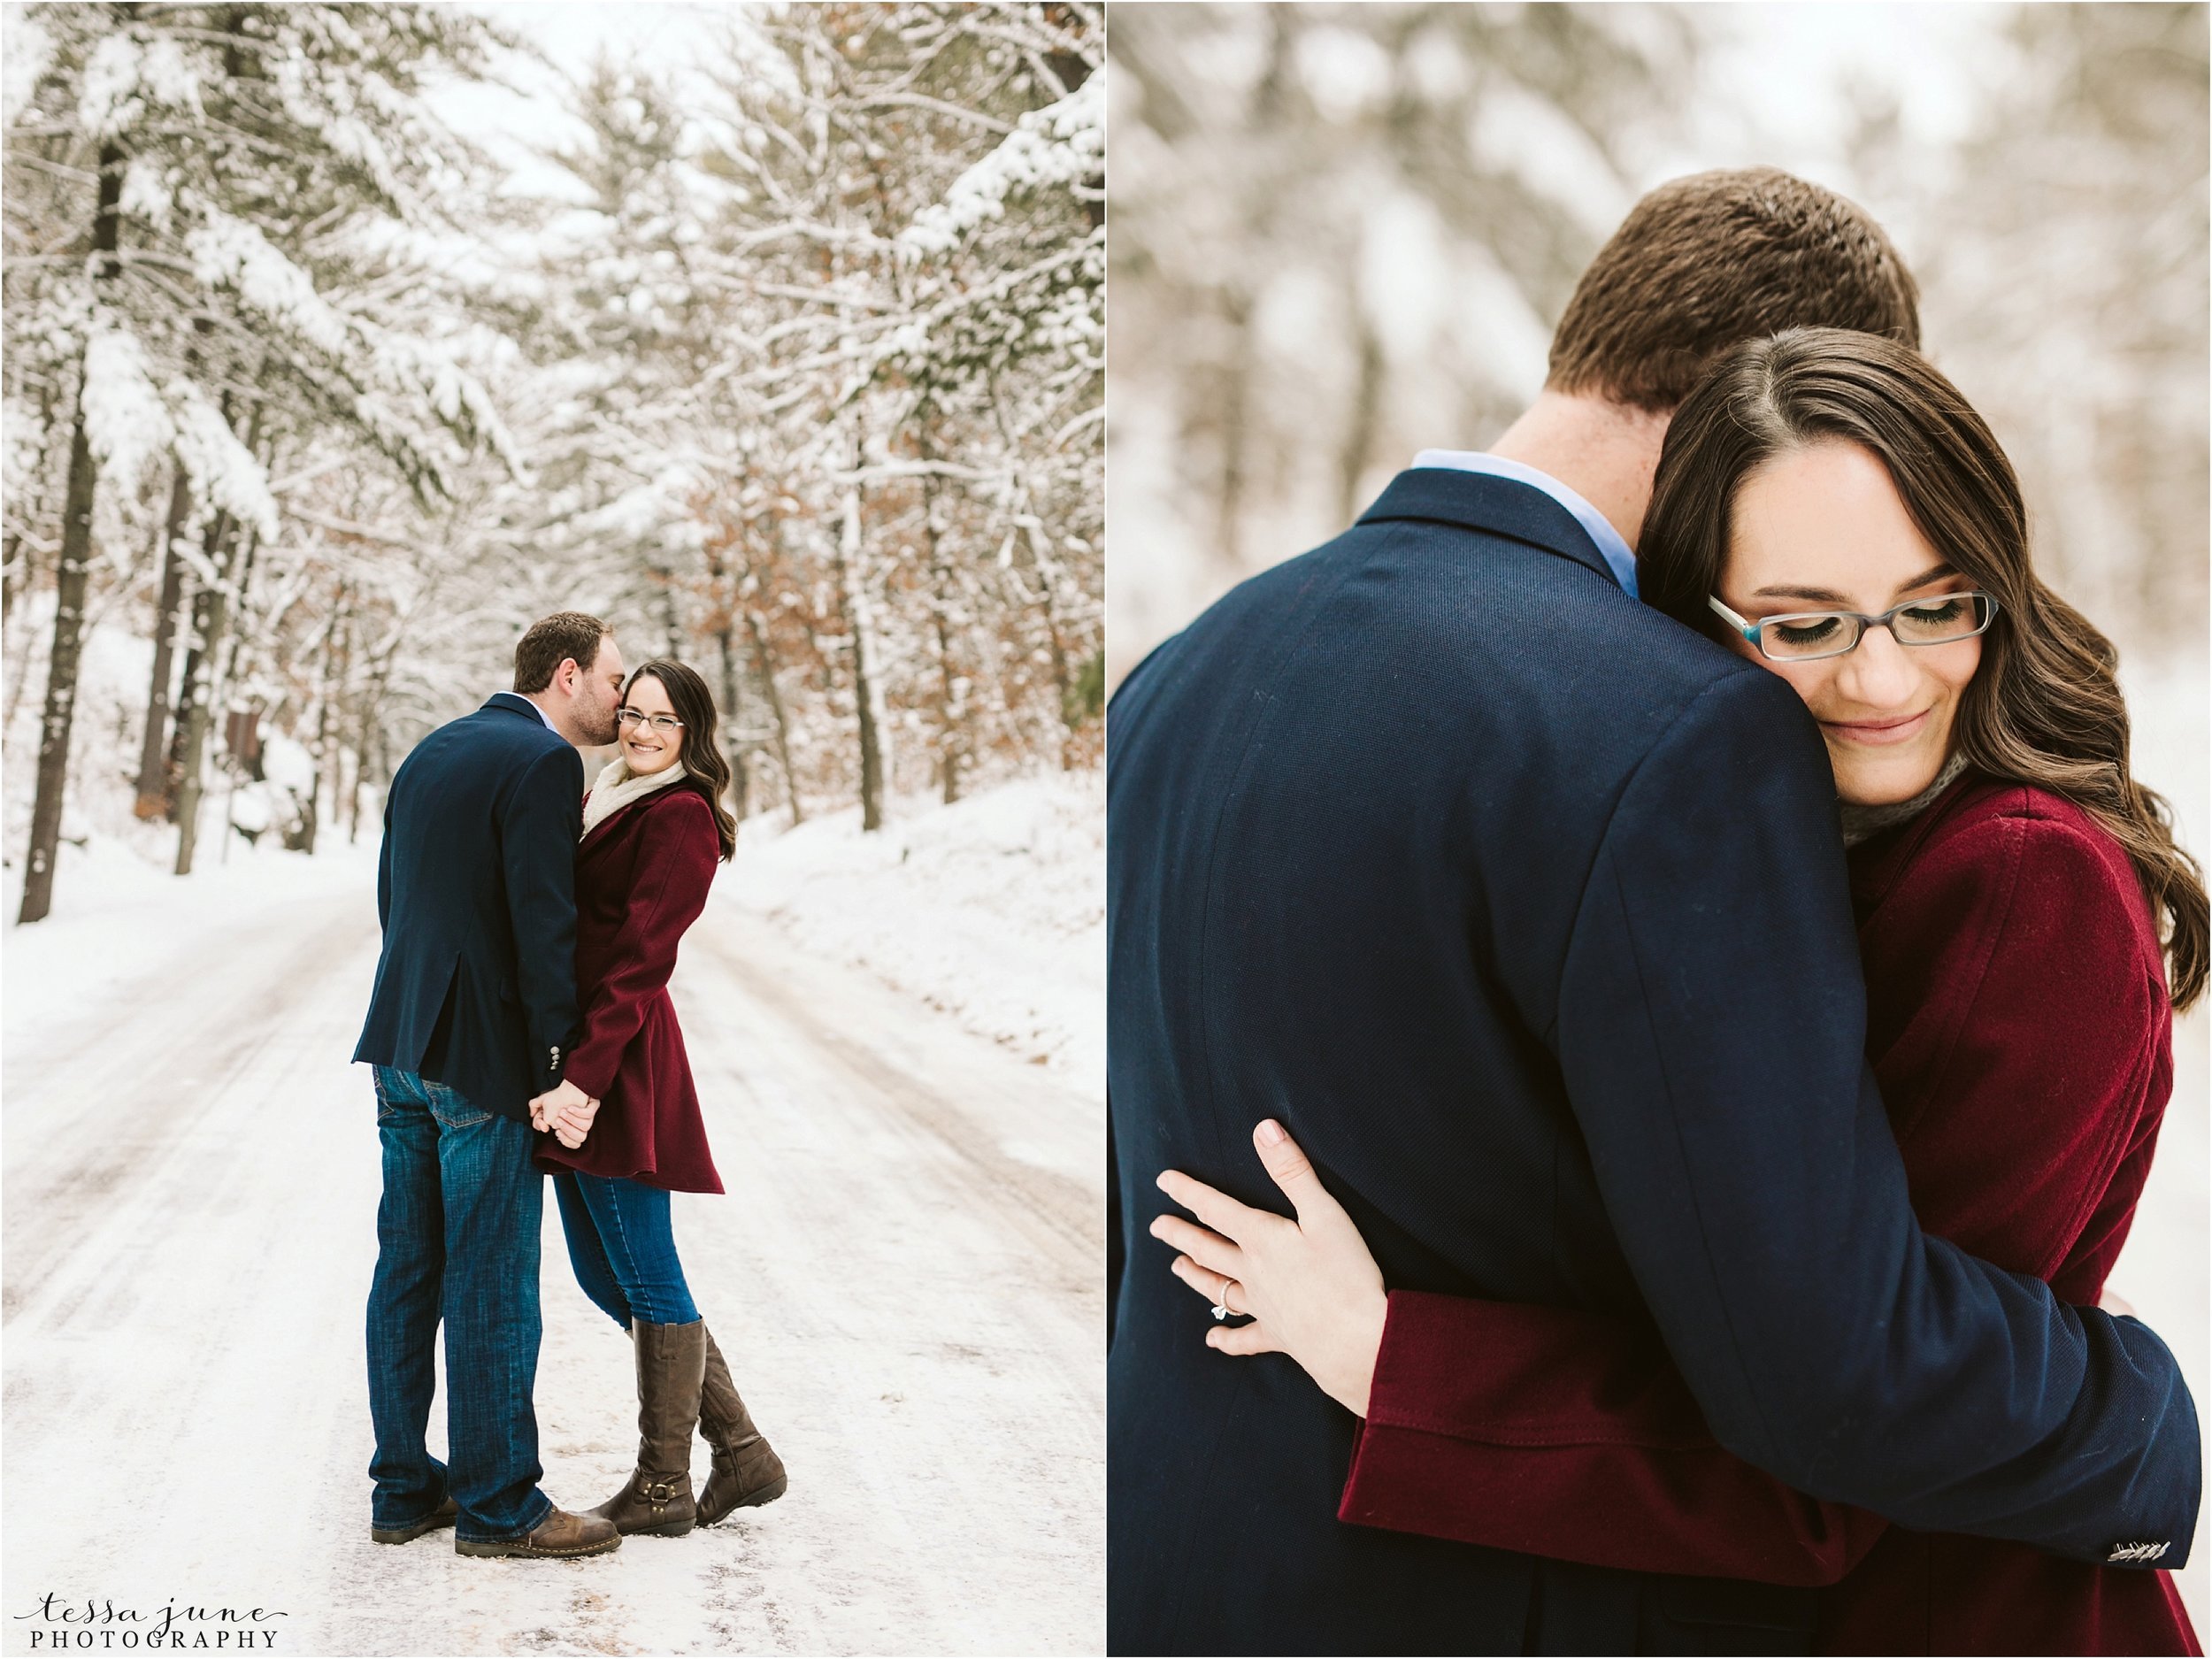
580, 756, 689, 841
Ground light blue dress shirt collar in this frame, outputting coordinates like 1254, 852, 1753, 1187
1411, 449, 1640, 599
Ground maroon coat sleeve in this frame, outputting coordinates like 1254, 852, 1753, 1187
1859, 802, 2166, 1301
1339, 801, 2169, 1586
561, 790, 719, 1102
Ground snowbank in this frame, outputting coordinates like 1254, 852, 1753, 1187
0, 832, 377, 1033
718, 771, 1105, 1095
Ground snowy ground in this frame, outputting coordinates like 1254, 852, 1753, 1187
1, 787, 1105, 1656
719, 774, 1105, 1094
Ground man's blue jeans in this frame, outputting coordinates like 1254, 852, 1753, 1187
552, 1171, 700, 1329
366, 1067, 554, 1543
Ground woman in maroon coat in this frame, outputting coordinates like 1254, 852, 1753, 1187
1150, 333, 2208, 1654
533, 659, 787, 1539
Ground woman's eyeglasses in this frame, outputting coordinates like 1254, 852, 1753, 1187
617, 709, 685, 734
1709, 592, 2001, 664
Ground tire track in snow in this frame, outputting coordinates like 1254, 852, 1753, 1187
4, 864, 1103, 1655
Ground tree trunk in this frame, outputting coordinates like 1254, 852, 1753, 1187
164, 403, 260, 829
1018, 515, 1080, 771
711, 622, 750, 822
211, 522, 262, 711
698, 538, 751, 824
348, 704, 374, 843
921, 470, 964, 804
173, 526, 255, 876
651, 563, 685, 658
350, 649, 396, 844
298, 586, 349, 856
837, 480, 886, 832
19, 426, 100, 924
745, 609, 802, 827
134, 469, 194, 817
165, 507, 232, 819
17, 139, 125, 926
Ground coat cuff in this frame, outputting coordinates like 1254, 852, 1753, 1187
1354, 1290, 1716, 1449
1337, 1291, 1878, 1585
561, 1039, 617, 1102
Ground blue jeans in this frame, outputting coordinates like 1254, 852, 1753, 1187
366, 1067, 554, 1543
553, 1171, 700, 1329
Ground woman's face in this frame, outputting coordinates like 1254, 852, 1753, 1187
617, 672, 686, 777
1719, 441, 1982, 808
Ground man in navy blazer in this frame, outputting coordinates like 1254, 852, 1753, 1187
1107, 170, 2200, 1653
353, 611, 629, 1559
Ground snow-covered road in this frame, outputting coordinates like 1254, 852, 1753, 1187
3, 845, 1104, 1656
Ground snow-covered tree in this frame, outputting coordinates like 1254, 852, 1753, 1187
4, 1, 519, 913
4, 2, 1103, 921
520, 2, 1103, 829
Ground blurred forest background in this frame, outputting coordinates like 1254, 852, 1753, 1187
1108, 2, 2207, 683
2, 0, 1101, 924
1109, 4, 2208, 1626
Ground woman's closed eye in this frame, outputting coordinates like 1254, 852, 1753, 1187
1770, 614, 1848, 649
1894, 596, 1970, 634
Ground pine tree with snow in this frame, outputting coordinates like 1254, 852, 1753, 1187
4, 2, 520, 909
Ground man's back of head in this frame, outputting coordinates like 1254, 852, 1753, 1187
1488, 167, 1921, 543
1549, 166, 1920, 413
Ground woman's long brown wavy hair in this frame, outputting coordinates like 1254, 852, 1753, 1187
1638, 327, 2207, 1011
622, 659, 739, 862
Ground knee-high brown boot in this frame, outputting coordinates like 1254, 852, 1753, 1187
695, 1325, 787, 1524
591, 1320, 707, 1537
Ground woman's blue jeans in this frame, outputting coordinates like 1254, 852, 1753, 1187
553, 1170, 700, 1329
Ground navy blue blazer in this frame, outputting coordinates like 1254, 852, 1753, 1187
354, 692, 585, 1122
1105, 469, 2199, 1655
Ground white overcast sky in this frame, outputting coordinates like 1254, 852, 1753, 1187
426, 2, 741, 198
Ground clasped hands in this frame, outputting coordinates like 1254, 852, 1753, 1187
1151, 1118, 1390, 1419
529, 1079, 601, 1148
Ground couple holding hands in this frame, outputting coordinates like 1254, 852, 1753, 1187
351, 611, 786, 1559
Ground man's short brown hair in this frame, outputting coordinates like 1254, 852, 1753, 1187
513, 611, 611, 694
1546, 167, 1920, 412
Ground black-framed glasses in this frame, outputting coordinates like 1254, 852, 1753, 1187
1709, 591, 2001, 664
617, 709, 685, 734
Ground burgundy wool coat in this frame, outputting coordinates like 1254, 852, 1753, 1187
1334, 777, 2198, 1655
534, 782, 724, 1194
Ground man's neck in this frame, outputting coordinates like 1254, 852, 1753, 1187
1485, 391, 1670, 551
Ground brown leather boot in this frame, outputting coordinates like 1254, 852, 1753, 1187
453, 1506, 620, 1558
590, 1319, 707, 1537
695, 1325, 787, 1525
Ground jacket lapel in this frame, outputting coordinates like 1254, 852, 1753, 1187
578, 780, 680, 861
579, 803, 628, 861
